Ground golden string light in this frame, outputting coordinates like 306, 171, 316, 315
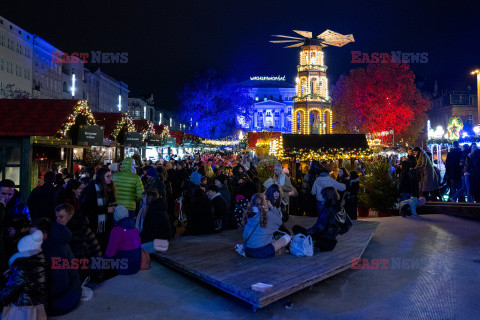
57, 100, 96, 138
112, 113, 135, 139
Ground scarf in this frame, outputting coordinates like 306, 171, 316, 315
136, 204, 147, 233
95, 183, 107, 233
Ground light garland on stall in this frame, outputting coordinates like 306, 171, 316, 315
57, 100, 96, 138
112, 113, 135, 140
268, 135, 372, 161
203, 138, 239, 146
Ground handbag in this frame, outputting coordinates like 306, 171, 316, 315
2, 296, 47, 320
290, 234, 314, 257
153, 239, 169, 252
140, 248, 151, 270
81, 277, 94, 302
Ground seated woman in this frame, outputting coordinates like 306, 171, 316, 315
55, 203, 103, 282
105, 205, 141, 275
242, 193, 291, 258
139, 189, 173, 243
292, 186, 341, 252
0, 231, 48, 311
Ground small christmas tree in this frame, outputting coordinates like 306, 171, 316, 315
358, 161, 399, 212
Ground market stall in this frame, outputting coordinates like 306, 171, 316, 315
0, 99, 100, 200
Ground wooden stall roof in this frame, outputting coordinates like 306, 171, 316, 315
282, 134, 369, 150
93, 112, 124, 138
153, 124, 167, 135
169, 131, 184, 144
133, 119, 150, 132
0, 99, 81, 136
248, 132, 282, 148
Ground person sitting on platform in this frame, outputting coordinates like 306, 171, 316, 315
206, 185, 228, 231
242, 193, 291, 258
139, 189, 173, 243
105, 206, 142, 275
292, 187, 341, 252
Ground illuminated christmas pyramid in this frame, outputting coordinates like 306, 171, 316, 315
271, 30, 354, 134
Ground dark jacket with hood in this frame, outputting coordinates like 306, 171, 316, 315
307, 204, 340, 240
42, 222, 81, 316
0, 251, 48, 309
28, 182, 57, 221
218, 184, 231, 210
445, 147, 463, 181
185, 187, 215, 235
140, 197, 173, 243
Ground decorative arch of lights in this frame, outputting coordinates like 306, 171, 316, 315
293, 45, 333, 134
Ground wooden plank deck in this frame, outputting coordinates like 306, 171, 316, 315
152, 216, 379, 310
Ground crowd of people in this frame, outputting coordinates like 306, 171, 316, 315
1, 142, 479, 315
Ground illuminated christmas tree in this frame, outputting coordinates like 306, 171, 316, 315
271, 30, 354, 134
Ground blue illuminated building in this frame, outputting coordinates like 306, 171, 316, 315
237, 76, 295, 133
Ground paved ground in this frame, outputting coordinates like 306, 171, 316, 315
52, 214, 480, 320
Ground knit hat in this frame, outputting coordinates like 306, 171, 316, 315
114, 205, 129, 221
146, 167, 157, 178
190, 172, 202, 186
18, 230, 43, 252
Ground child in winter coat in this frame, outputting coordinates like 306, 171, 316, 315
0, 231, 48, 310
105, 206, 141, 275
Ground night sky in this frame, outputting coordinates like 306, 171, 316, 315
3, 0, 480, 110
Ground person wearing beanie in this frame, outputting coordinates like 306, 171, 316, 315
0, 230, 48, 310
105, 205, 142, 275
190, 171, 202, 186
112, 157, 144, 218
28, 170, 57, 221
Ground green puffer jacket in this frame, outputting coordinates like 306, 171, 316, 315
112, 157, 144, 211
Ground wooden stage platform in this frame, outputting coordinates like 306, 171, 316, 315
152, 216, 378, 310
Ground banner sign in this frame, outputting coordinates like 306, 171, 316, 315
164, 137, 177, 148
76, 125, 104, 146
124, 132, 143, 147
148, 135, 163, 146
182, 140, 195, 148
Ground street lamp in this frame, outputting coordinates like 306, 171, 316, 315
471, 69, 480, 126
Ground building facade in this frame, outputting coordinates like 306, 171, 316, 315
236, 77, 295, 133
0, 16, 33, 97
128, 95, 156, 122
85, 68, 129, 113
427, 89, 478, 131
0, 15, 129, 113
